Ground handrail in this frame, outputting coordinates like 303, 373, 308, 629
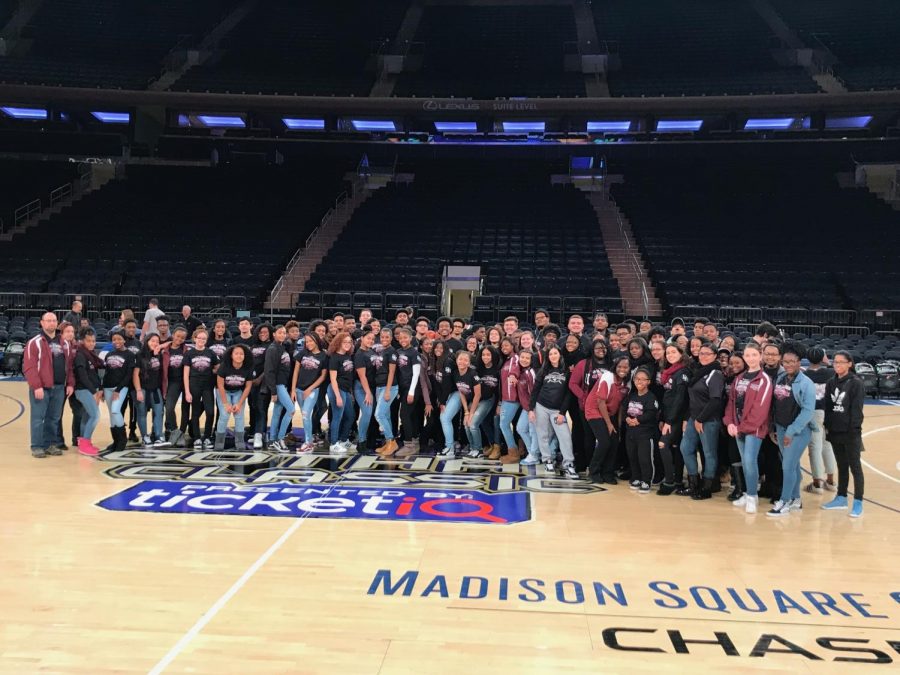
49, 182, 72, 207
14, 198, 41, 228
612, 205, 650, 319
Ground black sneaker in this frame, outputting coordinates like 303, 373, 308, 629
657, 483, 676, 496
56, 443, 68, 451
638, 482, 651, 494
128, 431, 140, 444
602, 475, 618, 485
629, 479, 641, 490
31, 448, 47, 458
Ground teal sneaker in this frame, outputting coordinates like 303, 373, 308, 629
849, 500, 864, 518
821, 495, 849, 510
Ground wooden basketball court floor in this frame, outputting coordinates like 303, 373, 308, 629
1, 380, 898, 674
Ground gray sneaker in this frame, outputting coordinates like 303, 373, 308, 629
31, 448, 47, 458
45, 446, 62, 456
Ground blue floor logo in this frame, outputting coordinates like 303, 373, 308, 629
97, 480, 532, 525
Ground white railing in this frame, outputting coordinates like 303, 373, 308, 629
612, 205, 650, 319
14, 198, 41, 228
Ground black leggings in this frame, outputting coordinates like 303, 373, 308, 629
189, 383, 214, 440
658, 421, 685, 485
399, 390, 421, 442
165, 381, 190, 433
587, 419, 619, 481
832, 432, 864, 500
626, 428, 656, 484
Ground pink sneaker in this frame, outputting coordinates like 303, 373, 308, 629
77, 438, 99, 457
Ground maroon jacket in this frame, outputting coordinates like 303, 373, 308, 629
724, 370, 773, 438
23, 332, 75, 390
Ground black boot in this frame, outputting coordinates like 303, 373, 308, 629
675, 474, 699, 496
104, 427, 117, 452
728, 464, 746, 502
114, 426, 128, 452
692, 477, 713, 500
657, 483, 676, 496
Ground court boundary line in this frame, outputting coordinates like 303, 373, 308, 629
147, 470, 348, 675
0, 392, 26, 429
860, 424, 900, 486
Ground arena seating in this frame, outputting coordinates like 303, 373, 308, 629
305, 161, 620, 322
770, 0, 900, 91
173, 0, 408, 96
610, 159, 900, 312
0, 159, 79, 231
393, 5, 584, 99
0, 162, 349, 306
594, 0, 819, 97
0, 0, 234, 89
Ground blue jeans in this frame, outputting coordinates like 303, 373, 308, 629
269, 384, 296, 441
516, 409, 538, 457
74, 389, 101, 440
374, 385, 398, 441
136, 388, 164, 440
680, 418, 720, 480
777, 424, 812, 503
327, 387, 354, 443
736, 433, 764, 496
498, 401, 520, 451
354, 381, 374, 445
299, 388, 319, 443
465, 399, 494, 449
29, 384, 66, 450
216, 390, 246, 434
440, 392, 464, 449
104, 386, 129, 427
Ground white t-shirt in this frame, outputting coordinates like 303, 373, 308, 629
143, 307, 164, 334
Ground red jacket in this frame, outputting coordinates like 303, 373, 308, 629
23, 332, 75, 391
499, 355, 520, 403
516, 367, 536, 411
724, 370, 773, 438
585, 371, 627, 421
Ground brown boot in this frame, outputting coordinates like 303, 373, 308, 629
376, 439, 399, 457
486, 443, 502, 460
500, 446, 522, 464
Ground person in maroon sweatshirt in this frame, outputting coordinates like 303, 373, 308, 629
724, 342, 774, 514
24, 312, 75, 458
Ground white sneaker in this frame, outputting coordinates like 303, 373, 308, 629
438, 446, 455, 457
543, 460, 556, 473
152, 439, 171, 448
253, 433, 263, 449
804, 482, 823, 495
466, 448, 481, 459
788, 498, 803, 512
142, 435, 152, 447
563, 463, 579, 479
330, 443, 348, 455
767, 500, 790, 517
193, 438, 203, 449
732, 495, 747, 507
203, 438, 214, 450
267, 440, 282, 452
745, 495, 758, 514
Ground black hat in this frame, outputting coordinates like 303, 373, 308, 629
671, 317, 686, 327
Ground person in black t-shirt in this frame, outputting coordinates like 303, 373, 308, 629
291, 333, 328, 453
373, 328, 400, 454
160, 326, 190, 445
392, 328, 422, 457
624, 367, 660, 493
249, 323, 273, 448
133, 334, 166, 447
183, 329, 219, 449
352, 331, 378, 454
101, 331, 135, 452
215, 344, 254, 450
326, 332, 356, 453
438, 351, 481, 457
264, 325, 295, 452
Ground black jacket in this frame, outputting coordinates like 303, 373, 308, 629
687, 363, 725, 423
824, 372, 864, 436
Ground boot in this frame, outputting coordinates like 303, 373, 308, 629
214, 432, 226, 451
500, 446, 522, 464
104, 427, 117, 452
710, 477, 722, 493
728, 464, 746, 502
376, 439, 399, 456
656, 483, 676, 496
77, 437, 98, 457
234, 432, 246, 451
114, 426, 128, 452
486, 443, 502, 460
675, 474, 699, 497
692, 478, 713, 500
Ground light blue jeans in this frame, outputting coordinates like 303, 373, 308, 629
354, 381, 374, 445
465, 399, 494, 449
136, 388, 164, 440
440, 392, 464, 449
299, 388, 319, 443
374, 385, 398, 441
327, 387, 354, 443
499, 400, 521, 450
516, 409, 538, 458
216, 389, 245, 434
74, 389, 101, 439
680, 418, 721, 480
777, 424, 812, 503
29, 384, 66, 450
269, 384, 295, 441
736, 432, 764, 497
103, 386, 129, 427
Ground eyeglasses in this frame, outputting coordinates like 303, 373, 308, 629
698, 350, 715, 356
833, 358, 850, 365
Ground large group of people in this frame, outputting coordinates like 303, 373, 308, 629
22, 299, 867, 517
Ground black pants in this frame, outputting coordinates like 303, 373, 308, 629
189, 383, 214, 440
252, 384, 270, 436
831, 432, 864, 500
759, 436, 783, 497
626, 427, 656, 484
420, 400, 441, 448
122, 389, 136, 435
587, 419, 619, 481
165, 382, 191, 434
399, 390, 421, 443
658, 422, 685, 485
312, 384, 327, 436
572, 412, 594, 472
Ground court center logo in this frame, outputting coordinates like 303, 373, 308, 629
95, 449, 606, 524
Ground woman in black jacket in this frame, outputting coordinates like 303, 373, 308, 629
657, 343, 691, 495
822, 350, 866, 518
529, 345, 578, 479
72, 328, 104, 456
